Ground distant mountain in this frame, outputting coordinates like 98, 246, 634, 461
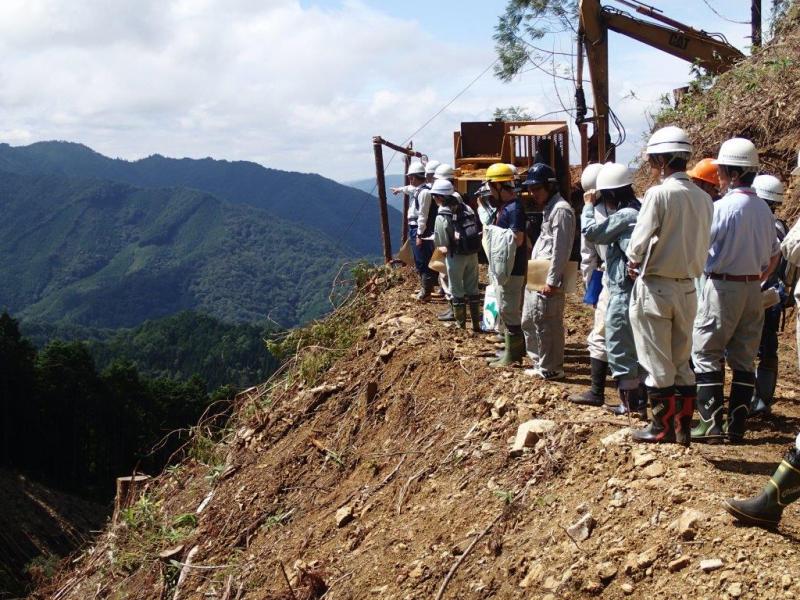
0, 141, 402, 256
345, 174, 406, 213
0, 170, 350, 328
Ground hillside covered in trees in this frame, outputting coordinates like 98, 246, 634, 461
0, 141, 402, 257
0, 169, 352, 328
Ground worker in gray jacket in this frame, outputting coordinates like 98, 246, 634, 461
581, 163, 647, 419
570, 162, 613, 406
691, 138, 781, 444
520, 163, 575, 380
627, 126, 713, 445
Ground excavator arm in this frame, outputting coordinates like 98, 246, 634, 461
577, 0, 745, 165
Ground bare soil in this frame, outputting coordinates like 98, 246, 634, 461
36, 269, 800, 600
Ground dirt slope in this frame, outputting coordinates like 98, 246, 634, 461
33, 267, 800, 600
0, 470, 106, 597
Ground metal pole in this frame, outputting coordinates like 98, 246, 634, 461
402, 143, 411, 244
751, 0, 762, 48
372, 136, 393, 264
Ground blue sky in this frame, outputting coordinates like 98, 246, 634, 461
0, 0, 770, 180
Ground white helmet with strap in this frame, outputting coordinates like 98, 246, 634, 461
753, 174, 784, 203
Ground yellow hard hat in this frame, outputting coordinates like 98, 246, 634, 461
485, 162, 515, 183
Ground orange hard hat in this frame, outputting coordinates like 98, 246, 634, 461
687, 158, 719, 187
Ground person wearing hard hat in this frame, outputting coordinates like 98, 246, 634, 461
485, 162, 527, 366
569, 162, 613, 406
687, 158, 721, 201
626, 126, 713, 445
581, 163, 647, 419
748, 174, 790, 416
520, 163, 576, 380
433, 163, 462, 323
691, 138, 781, 444
431, 179, 481, 330
425, 160, 441, 185
723, 153, 800, 527
401, 161, 439, 300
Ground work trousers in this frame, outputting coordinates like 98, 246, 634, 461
606, 288, 638, 383
630, 275, 696, 389
587, 285, 610, 361
757, 305, 781, 371
408, 226, 436, 278
445, 253, 479, 300
692, 278, 763, 374
496, 275, 524, 329
522, 288, 566, 372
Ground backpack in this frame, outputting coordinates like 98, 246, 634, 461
449, 204, 481, 255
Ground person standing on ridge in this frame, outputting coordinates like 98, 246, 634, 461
691, 139, 780, 445
402, 161, 438, 300
485, 163, 527, 367
724, 153, 800, 526
520, 163, 575, 381
432, 179, 482, 330
687, 158, 722, 202
750, 174, 790, 416
570, 162, 612, 406
432, 163, 459, 322
581, 162, 647, 419
626, 126, 713, 445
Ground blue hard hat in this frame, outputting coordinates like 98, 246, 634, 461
521, 163, 557, 187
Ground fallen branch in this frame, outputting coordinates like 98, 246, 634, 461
278, 562, 298, 600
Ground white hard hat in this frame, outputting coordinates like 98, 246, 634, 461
791, 150, 800, 177
434, 163, 454, 180
407, 161, 425, 176
430, 179, 454, 196
713, 137, 759, 169
580, 163, 604, 191
646, 126, 692, 155
753, 174, 784, 203
596, 162, 633, 191
425, 160, 441, 175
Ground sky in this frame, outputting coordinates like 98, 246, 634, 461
0, 0, 770, 181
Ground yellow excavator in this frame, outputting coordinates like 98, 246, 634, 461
576, 0, 745, 165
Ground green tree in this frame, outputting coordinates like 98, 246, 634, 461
0, 311, 36, 466
494, 0, 578, 81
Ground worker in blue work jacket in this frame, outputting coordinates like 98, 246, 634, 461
691, 138, 781, 444
580, 162, 647, 420
749, 174, 791, 416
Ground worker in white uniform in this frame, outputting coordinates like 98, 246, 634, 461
724, 152, 800, 526
626, 126, 713, 445
691, 138, 780, 444
570, 162, 613, 406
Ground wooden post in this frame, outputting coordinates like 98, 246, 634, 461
372, 137, 393, 264
402, 146, 411, 244
751, 0, 762, 48
113, 474, 151, 525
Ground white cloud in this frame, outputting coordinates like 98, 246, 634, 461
0, 0, 753, 180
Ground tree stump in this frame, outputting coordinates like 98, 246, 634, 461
113, 474, 151, 525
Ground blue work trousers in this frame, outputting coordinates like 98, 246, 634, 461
606, 289, 639, 382
409, 226, 436, 277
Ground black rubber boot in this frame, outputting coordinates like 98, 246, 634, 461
632, 387, 677, 444
605, 386, 648, 420
437, 302, 455, 322
468, 297, 483, 332
569, 358, 607, 406
674, 385, 696, 447
724, 447, 800, 527
452, 298, 467, 329
751, 365, 778, 416
489, 330, 525, 367
691, 371, 725, 443
726, 370, 754, 444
